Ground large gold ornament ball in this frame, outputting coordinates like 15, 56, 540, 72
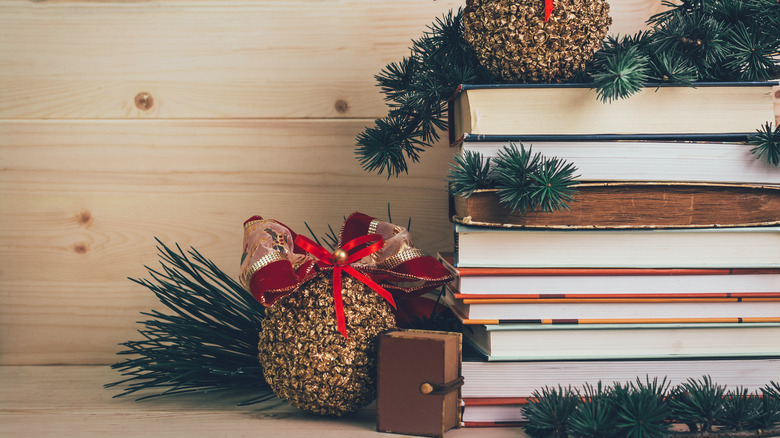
463, 0, 612, 82
257, 274, 396, 416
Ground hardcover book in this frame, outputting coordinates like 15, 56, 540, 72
455, 138, 780, 185
460, 357, 780, 398
461, 322, 780, 361
453, 223, 780, 268
447, 82, 777, 144
451, 183, 780, 229
438, 253, 780, 298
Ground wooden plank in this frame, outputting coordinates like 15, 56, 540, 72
0, 119, 454, 364
0, 0, 663, 119
0, 365, 527, 437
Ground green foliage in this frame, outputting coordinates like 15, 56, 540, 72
446, 142, 579, 214
445, 149, 492, 198
525, 377, 780, 437
668, 375, 727, 432
590, 36, 652, 102
106, 240, 273, 405
612, 377, 671, 438
522, 385, 581, 438
748, 122, 780, 166
355, 8, 492, 177
568, 382, 620, 438
721, 387, 761, 431
748, 382, 780, 430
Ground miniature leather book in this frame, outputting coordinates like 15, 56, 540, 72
376, 329, 463, 437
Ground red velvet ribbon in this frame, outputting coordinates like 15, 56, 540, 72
294, 233, 397, 338
545, 0, 553, 22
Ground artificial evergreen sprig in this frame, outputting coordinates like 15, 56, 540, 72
105, 239, 273, 405
748, 122, 780, 166
355, 8, 493, 177
522, 385, 581, 438
522, 376, 780, 438
446, 142, 579, 214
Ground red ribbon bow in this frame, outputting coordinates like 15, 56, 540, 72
294, 233, 396, 338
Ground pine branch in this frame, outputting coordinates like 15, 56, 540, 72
105, 239, 272, 404
355, 8, 491, 177
445, 149, 492, 198
590, 37, 651, 102
748, 123, 780, 166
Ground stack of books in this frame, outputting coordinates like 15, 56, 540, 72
443, 81, 780, 427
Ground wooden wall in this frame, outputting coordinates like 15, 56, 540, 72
0, 0, 711, 365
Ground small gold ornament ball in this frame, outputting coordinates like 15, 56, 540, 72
463, 0, 612, 82
332, 248, 348, 264
257, 273, 396, 416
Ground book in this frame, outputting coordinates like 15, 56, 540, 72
460, 357, 780, 398
461, 322, 780, 361
453, 223, 780, 268
442, 284, 780, 322
455, 138, 780, 185
447, 82, 778, 145
376, 330, 462, 438
451, 183, 780, 229
438, 253, 780, 299
461, 397, 528, 426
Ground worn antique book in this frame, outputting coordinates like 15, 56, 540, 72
447, 82, 777, 144
461, 322, 780, 361
455, 137, 780, 185
376, 330, 462, 438
453, 223, 780, 268
438, 253, 780, 298
451, 183, 780, 229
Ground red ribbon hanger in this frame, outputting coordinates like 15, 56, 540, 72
294, 233, 396, 338
545, 0, 554, 22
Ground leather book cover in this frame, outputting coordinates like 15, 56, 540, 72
376, 330, 462, 437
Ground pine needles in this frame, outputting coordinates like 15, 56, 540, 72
748, 122, 780, 166
105, 239, 274, 405
446, 142, 579, 214
522, 376, 780, 438
355, 8, 492, 178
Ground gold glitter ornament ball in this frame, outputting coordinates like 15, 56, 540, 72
464, 0, 612, 82
257, 273, 396, 416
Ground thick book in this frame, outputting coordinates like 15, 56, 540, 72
376, 330, 462, 438
438, 253, 780, 299
451, 183, 780, 229
460, 357, 780, 398
447, 82, 778, 145
455, 138, 780, 185
462, 322, 780, 361
442, 284, 780, 322
453, 223, 780, 268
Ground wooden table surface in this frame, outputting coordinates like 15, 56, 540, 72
0, 365, 527, 438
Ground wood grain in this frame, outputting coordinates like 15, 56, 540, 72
0, 119, 454, 365
0, 366, 528, 437
0, 0, 664, 119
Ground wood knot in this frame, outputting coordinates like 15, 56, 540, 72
134, 92, 154, 111
73, 243, 89, 254
76, 210, 93, 227
334, 99, 349, 114
774, 89, 780, 100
